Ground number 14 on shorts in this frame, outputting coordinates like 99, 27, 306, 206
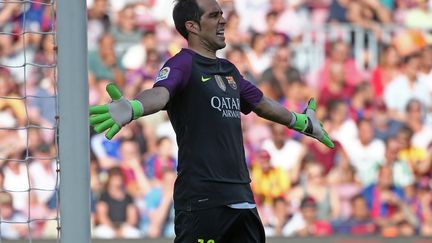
198, 239, 215, 243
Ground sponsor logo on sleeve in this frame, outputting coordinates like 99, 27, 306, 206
155, 67, 170, 82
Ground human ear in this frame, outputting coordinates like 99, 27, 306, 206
185, 21, 200, 35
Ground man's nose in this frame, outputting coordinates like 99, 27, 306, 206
220, 15, 227, 24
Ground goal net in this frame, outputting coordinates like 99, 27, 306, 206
0, 0, 90, 242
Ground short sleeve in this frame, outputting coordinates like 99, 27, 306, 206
240, 76, 263, 114
153, 51, 192, 98
99, 192, 110, 203
125, 194, 134, 205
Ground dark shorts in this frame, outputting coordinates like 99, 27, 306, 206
174, 206, 265, 243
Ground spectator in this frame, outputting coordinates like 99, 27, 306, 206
372, 101, 403, 141
94, 167, 141, 239
0, 128, 25, 163
305, 0, 333, 25
260, 46, 302, 102
28, 35, 57, 126
124, 48, 162, 99
346, 0, 391, 35
139, 136, 176, 238
0, 68, 26, 127
370, 45, 401, 102
29, 143, 57, 210
122, 31, 158, 72
344, 118, 385, 186
332, 194, 377, 235
393, 0, 413, 24
139, 170, 176, 238
118, 138, 151, 200
318, 62, 355, 109
372, 136, 415, 188
327, 0, 350, 23
223, 11, 251, 48
233, 0, 268, 33
30, 32, 56, 84
362, 165, 416, 236
261, 123, 305, 182
282, 76, 310, 118
294, 196, 333, 236
144, 136, 176, 181
28, 80, 57, 128
416, 177, 432, 236
87, 0, 111, 51
304, 119, 350, 175
403, 178, 431, 235
329, 165, 363, 219
404, 0, 432, 29
268, 0, 310, 40
0, 192, 29, 239
90, 100, 146, 170
349, 81, 374, 121
245, 33, 273, 76
28, 191, 51, 238
265, 197, 291, 236
90, 153, 103, 220
251, 149, 291, 207
289, 161, 340, 220
333, 195, 377, 235
263, 11, 290, 48
384, 53, 431, 122
110, 4, 143, 57
154, 115, 178, 159
0, 169, 4, 188
326, 100, 358, 151
313, 40, 362, 90
0, 2, 21, 28
405, 99, 432, 151
396, 126, 428, 176
3, 152, 29, 213
419, 45, 432, 81
225, 45, 257, 84
91, 130, 122, 170
415, 142, 432, 181
88, 33, 126, 86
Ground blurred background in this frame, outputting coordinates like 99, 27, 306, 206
0, 0, 432, 240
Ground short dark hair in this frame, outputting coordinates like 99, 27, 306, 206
156, 136, 171, 146
173, 0, 204, 39
356, 117, 372, 127
350, 194, 365, 205
401, 51, 421, 64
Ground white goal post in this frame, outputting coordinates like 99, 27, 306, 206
57, 0, 91, 242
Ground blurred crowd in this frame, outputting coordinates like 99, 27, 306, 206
1, 0, 432, 239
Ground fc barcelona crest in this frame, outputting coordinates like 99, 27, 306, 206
226, 76, 237, 90
215, 75, 226, 92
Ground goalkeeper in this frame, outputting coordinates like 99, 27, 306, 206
90, 0, 333, 242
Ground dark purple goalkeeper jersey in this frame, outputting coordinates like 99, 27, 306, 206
153, 48, 263, 211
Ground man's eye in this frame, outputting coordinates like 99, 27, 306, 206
209, 12, 222, 18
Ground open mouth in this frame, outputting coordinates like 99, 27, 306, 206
216, 29, 225, 37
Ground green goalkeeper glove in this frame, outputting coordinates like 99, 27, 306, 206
289, 98, 334, 149
89, 83, 144, 140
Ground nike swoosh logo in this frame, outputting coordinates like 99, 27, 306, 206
201, 76, 211, 82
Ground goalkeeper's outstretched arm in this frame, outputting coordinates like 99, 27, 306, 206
134, 86, 170, 115
89, 84, 169, 140
253, 96, 334, 149
253, 96, 295, 127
